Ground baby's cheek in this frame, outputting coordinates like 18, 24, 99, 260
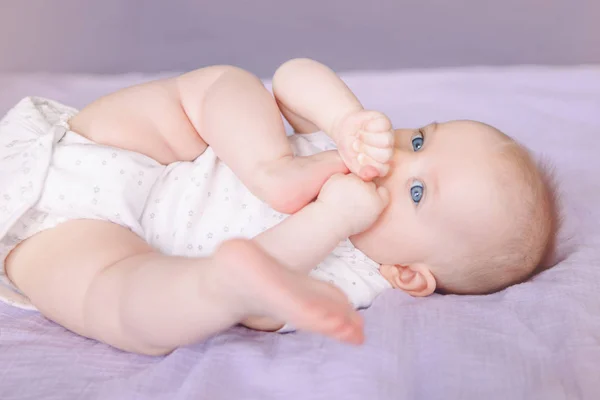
393, 217, 434, 259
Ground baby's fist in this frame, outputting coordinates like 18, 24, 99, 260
317, 173, 389, 236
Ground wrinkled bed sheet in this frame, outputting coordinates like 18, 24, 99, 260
0, 66, 599, 400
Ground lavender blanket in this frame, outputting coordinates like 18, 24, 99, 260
1, 67, 599, 400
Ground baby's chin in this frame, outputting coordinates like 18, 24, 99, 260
349, 230, 388, 264
350, 229, 414, 267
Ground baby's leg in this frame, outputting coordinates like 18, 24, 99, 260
176, 67, 348, 214
273, 58, 395, 181
5, 221, 363, 355
70, 67, 346, 214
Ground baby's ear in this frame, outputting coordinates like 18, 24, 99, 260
380, 263, 436, 297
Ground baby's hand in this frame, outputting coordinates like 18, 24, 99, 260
317, 173, 389, 236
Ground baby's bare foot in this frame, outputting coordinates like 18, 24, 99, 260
332, 110, 394, 181
253, 151, 348, 214
214, 240, 364, 345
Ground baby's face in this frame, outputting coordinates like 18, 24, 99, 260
351, 120, 512, 271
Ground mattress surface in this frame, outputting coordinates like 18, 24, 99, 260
0, 66, 599, 400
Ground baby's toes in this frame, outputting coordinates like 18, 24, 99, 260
363, 115, 392, 134
359, 129, 395, 149
334, 318, 365, 345
353, 141, 393, 164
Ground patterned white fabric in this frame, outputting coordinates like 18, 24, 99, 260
0, 97, 165, 308
0, 97, 390, 316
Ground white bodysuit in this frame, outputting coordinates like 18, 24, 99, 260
0, 97, 391, 323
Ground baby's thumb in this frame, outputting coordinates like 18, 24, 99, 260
376, 186, 390, 208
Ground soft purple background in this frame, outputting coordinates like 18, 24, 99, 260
0, 0, 599, 76
0, 66, 599, 399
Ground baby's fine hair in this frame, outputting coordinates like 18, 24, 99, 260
435, 140, 560, 295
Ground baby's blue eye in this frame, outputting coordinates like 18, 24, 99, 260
410, 181, 424, 204
411, 131, 424, 151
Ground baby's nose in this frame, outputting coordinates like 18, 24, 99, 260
391, 147, 409, 169
389, 147, 421, 182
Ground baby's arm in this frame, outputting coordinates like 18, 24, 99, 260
272, 58, 395, 180
254, 173, 389, 274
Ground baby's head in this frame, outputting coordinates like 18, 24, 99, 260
351, 120, 557, 296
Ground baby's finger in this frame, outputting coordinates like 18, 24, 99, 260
358, 131, 394, 149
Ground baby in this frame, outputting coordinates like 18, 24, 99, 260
0, 59, 555, 355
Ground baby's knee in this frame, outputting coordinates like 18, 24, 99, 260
214, 65, 263, 88
179, 65, 261, 89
